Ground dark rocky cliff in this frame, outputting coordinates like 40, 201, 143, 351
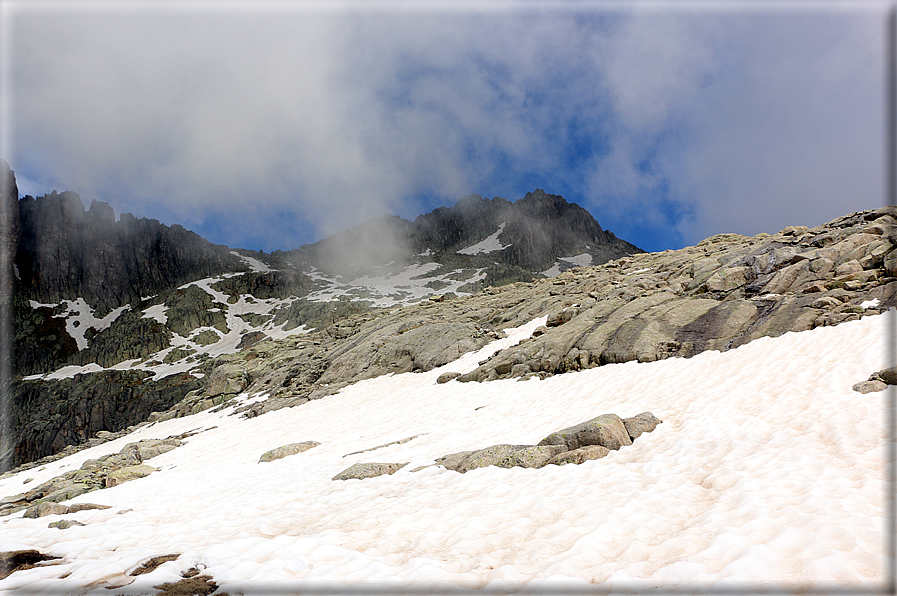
14, 189, 247, 312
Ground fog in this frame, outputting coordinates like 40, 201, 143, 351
2, 2, 887, 252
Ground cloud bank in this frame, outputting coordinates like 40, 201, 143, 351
2, 1, 888, 252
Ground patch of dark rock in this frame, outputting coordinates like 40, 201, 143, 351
130, 553, 181, 576
1, 438, 185, 517
0, 550, 61, 580
153, 568, 227, 596
237, 330, 267, 349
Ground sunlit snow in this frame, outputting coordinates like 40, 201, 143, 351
141, 304, 168, 324
0, 311, 890, 594
457, 223, 511, 255
230, 251, 273, 273
304, 263, 487, 308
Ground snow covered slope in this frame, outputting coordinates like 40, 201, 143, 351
0, 311, 891, 594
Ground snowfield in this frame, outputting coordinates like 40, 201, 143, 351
0, 311, 892, 595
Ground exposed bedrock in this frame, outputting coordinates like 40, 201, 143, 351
457, 206, 897, 383
6, 371, 200, 469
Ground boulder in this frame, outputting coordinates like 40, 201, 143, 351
622, 412, 662, 441
875, 367, 897, 385
48, 519, 85, 530
104, 464, 156, 488
546, 309, 575, 327
66, 503, 111, 513
436, 372, 462, 384
547, 445, 611, 466
23, 502, 69, 518
258, 441, 320, 463
332, 462, 408, 481
811, 296, 842, 309
205, 364, 249, 397
538, 413, 632, 452
495, 445, 568, 469
436, 445, 530, 473
853, 380, 887, 394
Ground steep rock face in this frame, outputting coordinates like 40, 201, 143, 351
7, 371, 201, 468
14, 193, 247, 311
1, 160, 21, 275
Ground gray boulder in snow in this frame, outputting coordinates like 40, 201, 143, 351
258, 441, 320, 463
48, 519, 85, 530
547, 445, 611, 466
622, 412, 663, 441
23, 502, 68, 518
436, 372, 462, 384
436, 444, 566, 473
853, 380, 888, 394
538, 413, 632, 452
332, 462, 408, 481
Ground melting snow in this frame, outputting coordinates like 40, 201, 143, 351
457, 223, 511, 255
141, 304, 169, 324
542, 253, 595, 277
28, 300, 58, 309
40, 299, 131, 351
560, 253, 592, 267
541, 263, 563, 278
231, 251, 273, 273
0, 312, 890, 594
861, 298, 880, 309
304, 263, 486, 308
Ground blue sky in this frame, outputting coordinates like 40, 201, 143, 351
0, 1, 889, 254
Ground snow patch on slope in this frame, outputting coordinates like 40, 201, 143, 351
0, 312, 888, 593
141, 304, 168, 324
457, 222, 511, 255
230, 251, 273, 273
304, 262, 487, 308
49, 299, 131, 350
541, 253, 594, 278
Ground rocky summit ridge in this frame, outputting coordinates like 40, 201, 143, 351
4, 175, 895, 473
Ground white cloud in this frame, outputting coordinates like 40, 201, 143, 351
3, 3, 887, 250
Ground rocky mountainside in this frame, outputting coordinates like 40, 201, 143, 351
5, 186, 895, 472
280, 190, 642, 283
2, 160, 646, 469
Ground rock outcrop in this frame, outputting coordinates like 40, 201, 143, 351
853, 366, 897, 393
8, 371, 199, 468
431, 412, 660, 474
332, 462, 408, 481
1, 437, 182, 516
